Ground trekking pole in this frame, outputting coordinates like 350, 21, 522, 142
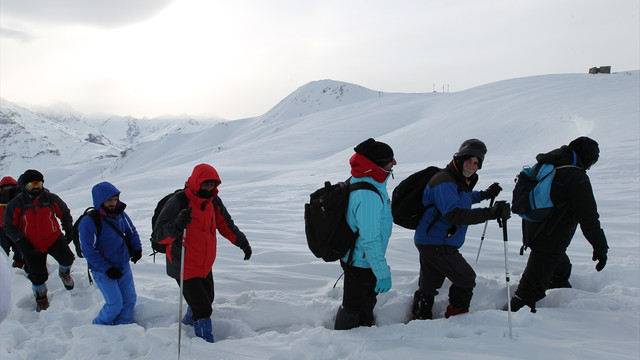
501, 216, 513, 339
178, 228, 186, 360
475, 197, 495, 265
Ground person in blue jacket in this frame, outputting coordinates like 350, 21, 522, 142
334, 138, 396, 330
79, 182, 142, 325
412, 139, 510, 320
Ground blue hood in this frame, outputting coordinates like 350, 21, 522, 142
91, 182, 120, 209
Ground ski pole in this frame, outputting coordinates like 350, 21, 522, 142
501, 216, 513, 339
178, 228, 186, 360
475, 197, 495, 265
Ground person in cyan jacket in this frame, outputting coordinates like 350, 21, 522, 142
79, 181, 142, 325
334, 138, 396, 330
154, 164, 251, 343
2, 169, 75, 312
509, 136, 609, 312
412, 139, 510, 320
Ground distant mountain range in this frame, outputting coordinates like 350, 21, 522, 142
0, 80, 380, 174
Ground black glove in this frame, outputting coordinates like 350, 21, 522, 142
241, 244, 252, 260
131, 250, 142, 264
106, 267, 123, 279
490, 200, 511, 220
592, 247, 607, 271
480, 182, 502, 200
16, 238, 38, 256
175, 207, 192, 231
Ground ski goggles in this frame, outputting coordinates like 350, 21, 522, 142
26, 181, 43, 187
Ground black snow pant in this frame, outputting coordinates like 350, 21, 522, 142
0, 228, 23, 262
335, 261, 378, 330
178, 271, 215, 321
416, 244, 475, 310
514, 250, 572, 304
24, 236, 75, 286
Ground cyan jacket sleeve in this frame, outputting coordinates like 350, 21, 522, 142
350, 190, 391, 280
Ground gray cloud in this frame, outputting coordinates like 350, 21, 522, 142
0, 27, 35, 42
0, 0, 176, 28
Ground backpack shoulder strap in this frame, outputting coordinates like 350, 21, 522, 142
348, 181, 383, 202
87, 208, 102, 236
174, 190, 190, 209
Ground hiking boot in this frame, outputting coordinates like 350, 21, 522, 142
193, 318, 214, 343
444, 305, 469, 318
508, 295, 537, 313
412, 290, 434, 320
36, 296, 49, 312
182, 306, 194, 326
12, 260, 24, 269
59, 269, 75, 290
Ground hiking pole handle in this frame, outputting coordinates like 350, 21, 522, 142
475, 197, 495, 266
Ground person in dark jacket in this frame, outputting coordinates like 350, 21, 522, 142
2, 170, 75, 312
509, 136, 609, 312
154, 163, 252, 343
334, 138, 396, 330
79, 182, 142, 325
0, 176, 24, 269
412, 139, 510, 320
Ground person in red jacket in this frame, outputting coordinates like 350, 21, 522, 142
153, 164, 252, 343
2, 170, 75, 312
0, 176, 24, 268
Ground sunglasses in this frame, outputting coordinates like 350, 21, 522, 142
26, 181, 43, 187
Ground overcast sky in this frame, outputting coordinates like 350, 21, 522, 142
1, 0, 638, 120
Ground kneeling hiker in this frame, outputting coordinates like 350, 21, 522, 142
412, 139, 510, 319
79, 182, 142, 325
335, 138, 396, 330
153, 164, 252, 343
509, 137, 608, 312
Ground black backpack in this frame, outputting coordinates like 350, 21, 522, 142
304, 179, 382, 263
150, 190, 189, 256
72, 207, 133, 284
72, 207, 102, 258
391, 166, 442, 229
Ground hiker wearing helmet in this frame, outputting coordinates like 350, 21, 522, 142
412, 139, 510, 320
508, 136, 609, 313
153, 163, 252, 343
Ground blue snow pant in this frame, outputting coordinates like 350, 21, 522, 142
92, 266, 136, 325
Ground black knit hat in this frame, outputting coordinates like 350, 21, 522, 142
22, 169, 44, 184
354, 138, 394, 167
454, 139, 487, 169
568, 136, 599, 167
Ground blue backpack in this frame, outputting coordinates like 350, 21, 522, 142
511, 163, 578, 222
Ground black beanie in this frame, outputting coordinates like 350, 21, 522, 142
354, 138, 394, 167
568, 136, 599, 167
454, 139, 487, 169
22, 169, 44, 184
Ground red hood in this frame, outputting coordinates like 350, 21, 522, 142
185, 164, 221, 197
350, 153, 391, 183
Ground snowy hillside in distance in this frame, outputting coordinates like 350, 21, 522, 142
1, 71, 639, 360
0, 98, 224, 174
